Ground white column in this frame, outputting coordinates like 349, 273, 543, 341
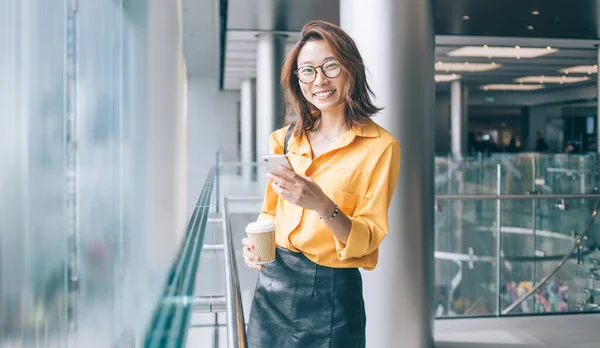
341, 1, 435, 348
145, 0, 188, 263
451, 80, 468, 158
255, 33, 286, 159
241, 78, 257, 182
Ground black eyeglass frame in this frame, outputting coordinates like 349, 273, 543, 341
293, 61, 343, 84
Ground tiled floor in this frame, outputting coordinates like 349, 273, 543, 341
435, 313, 600, 347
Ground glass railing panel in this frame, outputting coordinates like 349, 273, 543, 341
500, 197, 600, 316
435, 154, 600, 196
537, 154, 597, 193
434, 158, 501, 195
434, 198, 500, 317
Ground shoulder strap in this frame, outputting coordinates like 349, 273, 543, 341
283, 123, 295, 154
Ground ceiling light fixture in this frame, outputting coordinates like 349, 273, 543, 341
447, 46, 558, 58
559, 65, 599, 74
527, 26, 534, 30
480, 84, 544, 91
463, 15, 470, 20
434, 62, 502, 72
435, 74, 462, 82
532, 10, 540, 15
516, 76, 589, 84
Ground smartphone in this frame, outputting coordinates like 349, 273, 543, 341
261, 154, 294, 174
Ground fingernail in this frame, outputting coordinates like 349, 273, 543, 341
254, 256, 259, 261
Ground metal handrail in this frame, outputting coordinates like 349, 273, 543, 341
501, 198, 600, 315
436, 193, 600, 200
225, 193, 600, 201
222, 196, 248, 348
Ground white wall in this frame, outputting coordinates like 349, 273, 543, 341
187, 78, 240, 213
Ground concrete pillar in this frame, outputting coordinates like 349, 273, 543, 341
341, 1, 435, 347
451, 80, 468, 157
241, 78, 257, 182
145, 0, 188, 264
255, 33, 286, 159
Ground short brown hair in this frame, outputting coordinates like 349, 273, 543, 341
281, 20, 382, 138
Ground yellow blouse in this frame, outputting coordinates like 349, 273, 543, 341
258, 118, 401, 270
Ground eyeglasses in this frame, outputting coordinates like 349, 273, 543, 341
294, 60, 343, 84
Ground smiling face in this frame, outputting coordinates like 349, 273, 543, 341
296, 39, 349, 114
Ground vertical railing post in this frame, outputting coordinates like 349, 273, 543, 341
496, 164, 503, 316
212, 313, 219, 348
215, 151, 220, 213
531, 156, 537, 312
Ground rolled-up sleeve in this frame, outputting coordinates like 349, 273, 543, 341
334, 140, 401, 260
257, 131, 284, 222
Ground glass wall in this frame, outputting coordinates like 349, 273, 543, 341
1, 0, 70, 346
0, 1, 170, 347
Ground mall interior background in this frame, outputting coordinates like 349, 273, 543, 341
2, 0, 600, 347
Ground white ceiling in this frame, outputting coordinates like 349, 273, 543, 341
181, 1, 600, 98
182, 0, 220, 78
223, 34, 600, 92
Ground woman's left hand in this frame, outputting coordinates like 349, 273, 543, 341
266, 166, 332, 216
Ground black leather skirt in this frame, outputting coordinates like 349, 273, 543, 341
247, 247, 366, 348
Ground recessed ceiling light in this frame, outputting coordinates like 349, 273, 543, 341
447, 46, 558, 58
463, 15, 470, 20
559, 65, 599, 74
532, 10, 540, 15
434, 62, 502, 72
516, 76, 589, 84
483, 45, 489, 49
435, 74, 462, 82
527, 26, 534, 30
546, 46, 552, 50
480, 84, 545, 91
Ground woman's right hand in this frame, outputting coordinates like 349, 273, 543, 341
242, 237, 264, 271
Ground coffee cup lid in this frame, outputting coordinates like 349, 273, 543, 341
246, 220, 275, 233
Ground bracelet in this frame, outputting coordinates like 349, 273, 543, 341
319, 204, 339, 222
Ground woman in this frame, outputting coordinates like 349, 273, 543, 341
242, 20, 400, 348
